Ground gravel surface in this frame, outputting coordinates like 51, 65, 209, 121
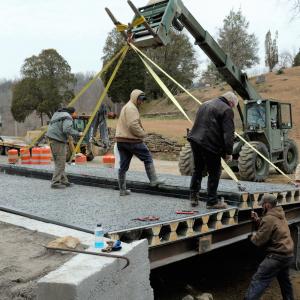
0, 173, 228, 233
1, 162, 299, 194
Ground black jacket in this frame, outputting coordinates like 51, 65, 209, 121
188, 97, 235, 155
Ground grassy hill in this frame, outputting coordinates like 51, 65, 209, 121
137, 66, 300, 148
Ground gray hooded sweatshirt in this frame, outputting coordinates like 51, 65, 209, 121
46, 111, 80, 143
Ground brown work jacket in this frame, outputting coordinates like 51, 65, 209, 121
251, 206, 294, 256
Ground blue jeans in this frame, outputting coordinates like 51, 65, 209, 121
117, 142, 153, 175
245, 254, 294, 300
189, 140, 221, 205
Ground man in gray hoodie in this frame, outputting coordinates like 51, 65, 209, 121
46, 107, 82, 189
245, 193, 294, 299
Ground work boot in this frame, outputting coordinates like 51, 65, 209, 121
62, 182, 74, 187
118, 173, 131, 196
145, 163, 165, 187
51, 183, 66, 189
190, 191, 199, 207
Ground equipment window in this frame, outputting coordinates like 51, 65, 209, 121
280, 104, 292, 129
247, 103, 266, 128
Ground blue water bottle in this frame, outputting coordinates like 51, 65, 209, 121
95, 223, 104, 249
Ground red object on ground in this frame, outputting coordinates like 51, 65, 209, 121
102, 154, 115, 164
8, 149, 18, 164
75, 153, 87, 165
176, 210, 199, 215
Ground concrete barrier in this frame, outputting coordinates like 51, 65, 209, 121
0, 211, 153, 300
37, 240, 153, 300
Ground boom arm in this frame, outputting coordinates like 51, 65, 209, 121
129, 0, 262, 125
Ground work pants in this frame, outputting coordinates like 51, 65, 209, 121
117, 142, 153, 176
49, 140, 69, 185
189, 140, 221, 206
245, 254, 294, 300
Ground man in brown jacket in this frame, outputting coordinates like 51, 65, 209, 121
115, 89, 163, 196
245, 193, 294, 300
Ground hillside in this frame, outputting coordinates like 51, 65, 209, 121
140, 66, 300, 148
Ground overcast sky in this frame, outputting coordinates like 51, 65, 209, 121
0, 0, 299, 80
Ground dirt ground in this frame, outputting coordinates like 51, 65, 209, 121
0, 222, 73, 300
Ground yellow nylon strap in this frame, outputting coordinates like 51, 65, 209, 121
70, 45, 130, 160
139, 55, 192, 123
116, 24, 128, 32
132, 16, 146, 27
134, 48, 240, 183
131, 43, 202, 105
116, 16, 145, 32
131, 43, 294, 184
26, 45, 127, 150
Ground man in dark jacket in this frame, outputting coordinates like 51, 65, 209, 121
188, 91, 238, 208
46, 107, 82, 189
245, 193, 294, 300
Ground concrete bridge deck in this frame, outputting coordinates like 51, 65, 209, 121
1, 162, 300, 268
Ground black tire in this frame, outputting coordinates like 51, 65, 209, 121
178, 142, 194, 176
0, 145, 5, 155
238, 141, 270, 182
86, 152, 94, 161
276, 139, 299, 174
4, 147, 10, 156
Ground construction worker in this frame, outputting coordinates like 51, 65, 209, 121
115, 89, 163, 196
46, 107, 83, 189
188, 91, 238, 208
91, 103, 110, 149
245, 193, 294, 300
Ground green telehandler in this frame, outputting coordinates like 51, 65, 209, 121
107, 0, 298, 182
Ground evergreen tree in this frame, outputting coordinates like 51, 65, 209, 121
265, 30, 279, 72
101, 29, 198, 101
218, 9, 259, 69
202, 9, 259, 85
102, 29, 145, 103
11, 49, 75, 122
293, 49, 300, 66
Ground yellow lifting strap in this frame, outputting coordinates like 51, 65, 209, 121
131, 43, 296, 185
116, 16, 146, 32
70, 45, 130, 161
26, 45, 128, 150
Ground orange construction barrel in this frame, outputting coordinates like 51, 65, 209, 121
102, 154, 115, 168
20, 148, 31, 165
39, 146, 52, 165
75, 153, 87, 165
8, 149, 18, 164
31, 147, 41, 165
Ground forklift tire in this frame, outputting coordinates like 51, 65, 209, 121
86, 152, 94, 162
238, 141, 270, 182
0, 145, 5, 155
276, 139, 299, 174
178, 142, 194, 176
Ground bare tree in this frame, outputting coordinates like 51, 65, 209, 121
278, 51, 294, 68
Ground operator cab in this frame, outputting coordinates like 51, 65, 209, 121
244, 99, 292, 131
244, 99, 292, 153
